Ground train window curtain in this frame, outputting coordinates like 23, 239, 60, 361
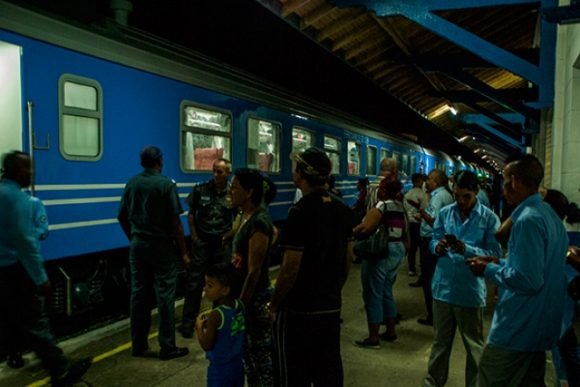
180, 103, 232, 172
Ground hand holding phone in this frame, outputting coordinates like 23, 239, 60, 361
444, 234, 457, 245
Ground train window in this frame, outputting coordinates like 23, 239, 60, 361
380, 148, 391, 161
181, 104, 232, 172
324, 136, 341, 175
292, 127, 314, 153
410, 156, 417, 176
366, 146, 377, 175
401, 154, 409, 179
347, 141, 360, 175
59, 75, 103, 160
247, 117, 281, 173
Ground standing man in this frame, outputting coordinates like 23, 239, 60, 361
181, 158, 234, 338
468, 155, 568, 386
0, 151, 91, 385
422, 171, 501, 387
403, 173, 426, 277
411, 169, 454, 326
270, 147, 355, 386
118, 145, 190, 360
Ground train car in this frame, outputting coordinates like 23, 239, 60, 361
0, 2, 461, 319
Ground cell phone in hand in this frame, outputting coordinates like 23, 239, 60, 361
444, 234, 457, 245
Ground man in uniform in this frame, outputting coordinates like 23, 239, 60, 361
0, 151, 91, 385
180, 158, 234, 338
118, 146, 190, 360
270, 147, 355, 386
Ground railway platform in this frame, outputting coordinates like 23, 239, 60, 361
0, 263, 558, 387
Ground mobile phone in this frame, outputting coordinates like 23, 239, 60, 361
444, 234, 457, 244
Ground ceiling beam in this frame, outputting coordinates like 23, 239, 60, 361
301, 3, 336, 29
316, 9, 366, 42
459, 100, 523, 140
433, 88, 538, 103
332, 21, 376, 51
428, 66, 540, 125
281, 0, 313, 17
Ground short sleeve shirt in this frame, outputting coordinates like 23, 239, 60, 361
118, 169, 183, 240
278, 188, 355, 313
187, 180, 234, 239
231, 208, 273, 298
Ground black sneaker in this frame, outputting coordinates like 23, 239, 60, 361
7, 352, 24, 369
180, 325, 194, 339
354, 339, 381, 349
379, 332, 398, 342
159, 347, 189, 361
52, 357, 92, 387
417, 317, 434, 326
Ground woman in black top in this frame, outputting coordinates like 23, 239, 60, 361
230, 168, 276, 387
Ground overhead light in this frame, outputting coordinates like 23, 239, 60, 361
482, 155, 489, 159
449, 106, 458, 115
457, 136, 470, 143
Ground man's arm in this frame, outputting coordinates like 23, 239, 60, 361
172, 214, 190, 270
269, 249, 303, 314
14, 197, 49, 288
482, 219, 546, 293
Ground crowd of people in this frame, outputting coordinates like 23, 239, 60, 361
2, 145, 580, 387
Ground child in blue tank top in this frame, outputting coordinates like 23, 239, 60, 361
195, 263, 245, 387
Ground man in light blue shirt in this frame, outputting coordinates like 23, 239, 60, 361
0, 151, 91, 384
422, 171, 501, 387
468, 154, 568, 387
411, 169, 453, 325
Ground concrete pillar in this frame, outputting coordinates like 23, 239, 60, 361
550, 9, 580, 204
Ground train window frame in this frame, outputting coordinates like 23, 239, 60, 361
366, 145, 377, 176
380, 148, 391, 161
247, 116, 282, 174
58, 74, 103, 161
323, 135, 341, 175
291, 126, 314, 154
179, 101, 233, 173
347, 141, 360, 176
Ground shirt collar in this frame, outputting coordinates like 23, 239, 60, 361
0, 178, 21, 189
431, 186, 447, 196
452, 199, 483, 221
511, 193, 542, 222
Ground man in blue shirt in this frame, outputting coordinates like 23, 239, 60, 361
422, 171, 501, 387
411, 169, 454, 325
118, 146, 191, 360
468, 154, 568, 386
0, 151, 91, 385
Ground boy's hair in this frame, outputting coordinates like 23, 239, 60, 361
206, 262, 236, 289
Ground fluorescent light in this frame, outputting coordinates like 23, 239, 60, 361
450, 106, 458, 115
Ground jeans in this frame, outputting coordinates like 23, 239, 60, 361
182, 237, 230, 329
361, 242, 405, 323
0, 264, 68, 378
129, 237, 178, 352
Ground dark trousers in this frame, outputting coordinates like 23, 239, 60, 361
129, 238, 178, 352
407, 222, 421, 273
0, 264, 68, 378
420, 237, 438, 320
559, 326, 580, 386
273, 310, 343, 387
182, 238, 229, 329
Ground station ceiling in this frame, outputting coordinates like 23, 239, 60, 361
6, 0, 572, 172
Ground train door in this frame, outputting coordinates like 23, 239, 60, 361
0, 41, 23, 156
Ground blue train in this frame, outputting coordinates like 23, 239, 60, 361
0, 3, 485, 317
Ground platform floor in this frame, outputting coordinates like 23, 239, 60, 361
0, 262, 558, 386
